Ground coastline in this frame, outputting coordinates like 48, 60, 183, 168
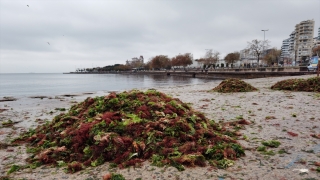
1, 74, 320, 180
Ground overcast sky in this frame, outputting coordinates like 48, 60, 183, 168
0, 0, 319, 73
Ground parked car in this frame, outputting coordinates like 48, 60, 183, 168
307, 63, 318, 72
307, 56, 319, 72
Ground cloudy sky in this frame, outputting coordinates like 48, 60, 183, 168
0, 0, 319, 73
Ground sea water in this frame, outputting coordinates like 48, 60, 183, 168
0, 73, 213, 98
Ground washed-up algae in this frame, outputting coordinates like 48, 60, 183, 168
271, 77, 320, 92
12, 89, 247, 173
212, 78, 258, 93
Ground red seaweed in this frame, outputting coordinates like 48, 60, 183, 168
13, 89, 247, 173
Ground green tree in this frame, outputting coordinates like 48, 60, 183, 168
114, 64, 130, 71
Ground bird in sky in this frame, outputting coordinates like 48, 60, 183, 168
27, 5, 29, 7
47, 42, 50, 45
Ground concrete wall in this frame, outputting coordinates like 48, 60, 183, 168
203, 66, 304, 72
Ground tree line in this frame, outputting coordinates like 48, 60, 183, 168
80, 39, 287, 72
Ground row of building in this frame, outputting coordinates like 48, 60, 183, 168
125, 20, 320, 69
281, 19, 320, 64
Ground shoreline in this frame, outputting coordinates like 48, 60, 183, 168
1, 74, 320, 180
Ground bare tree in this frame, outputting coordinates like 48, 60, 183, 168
196, 58, 206, 68
247, 39, 269, 66
224, 51, 240, 67
213, 51, 220, 64
204, 49, 220, 67
263, 48, 281, 66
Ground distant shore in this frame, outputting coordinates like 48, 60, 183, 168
64, 67, 315, 79
1, 74, 320, 180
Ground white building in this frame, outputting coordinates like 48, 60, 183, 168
281, 38, 290, 59
126, 55, 144, 67
239, 49, 258, 67
313, 37, 320, 56
314, 37, 320, 46
288, 31, 296, 60
293, 19, 315, 61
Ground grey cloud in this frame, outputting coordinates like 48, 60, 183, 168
0, 0, 319, 73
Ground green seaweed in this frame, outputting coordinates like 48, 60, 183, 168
151, 154, 165, 167
212, 78, 258, 93
262, 140, 281, 148
217, 158, 234, 169
111, 173, 126, 180
7, 165, 20, 174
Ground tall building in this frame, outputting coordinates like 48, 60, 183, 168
293, 19, 314, 61
318, 27, 320, 40
288, 31, 295, 60
281, 38, 290, 59
313, 37, 320, 48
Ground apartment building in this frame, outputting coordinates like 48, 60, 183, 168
293, 19, 315, 61
281, 38, 290, 59
288, 31, 296, 59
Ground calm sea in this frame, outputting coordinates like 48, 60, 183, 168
0, 73, 213, 98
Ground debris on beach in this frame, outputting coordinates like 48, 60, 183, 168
287, 131, 298, 137
211, 78, 258, 93
271, 77, 320, 92
310, 134, 320, 139
256, 140, 281, 156
1, 119, 21, 127
103, 173, 125, 180
261, 140, 281, 148
12, 89, 247, 173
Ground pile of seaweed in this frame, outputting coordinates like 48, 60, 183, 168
13, 89, 247, 173
212, 78, 258, 93
271, 77, 320, 92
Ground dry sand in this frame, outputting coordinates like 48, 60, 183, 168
0, 74, 320, 180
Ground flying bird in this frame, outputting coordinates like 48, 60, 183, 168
27, 5, 29, 7
47, 42, 50, 45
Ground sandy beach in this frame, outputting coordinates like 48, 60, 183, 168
1, 74, 320, 180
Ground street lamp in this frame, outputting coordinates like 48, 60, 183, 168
261, 29, 268, 41
261, 29, 269, 66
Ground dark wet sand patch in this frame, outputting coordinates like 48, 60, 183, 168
29, 96, 51, 99
60, 94, 79, 97
0, 109, 8, 113
0, 97, 17, 102
82, 92, 94, 95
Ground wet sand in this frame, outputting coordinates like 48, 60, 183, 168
0, 74, 320, 180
